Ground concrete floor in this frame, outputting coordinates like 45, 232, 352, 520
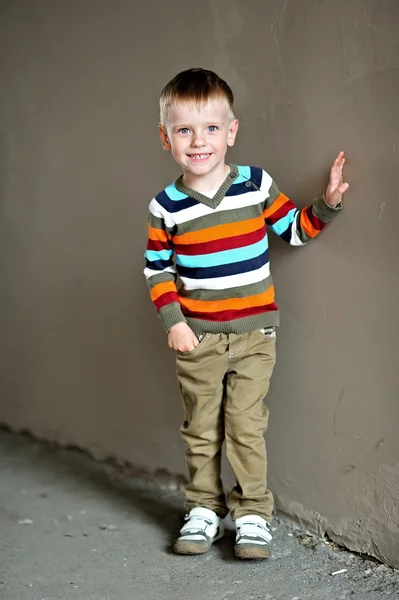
1, 429, 398, 600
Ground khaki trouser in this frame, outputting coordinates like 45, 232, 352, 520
176, 331, 276, 522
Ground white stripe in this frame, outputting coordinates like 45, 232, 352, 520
171, 190, 264, 226
289, 213, 305, 247
149, 198, 176, 228
181, 262, 270, 291
144, 266, 176, 280
148, 197, 165, 218
259, 169, 273, 197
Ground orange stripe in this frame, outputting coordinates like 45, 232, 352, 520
179, 287, 275, 313
263, 193, 290, 219
299, 211, 319, 238
173, 215, 265, 245
148, 224, 168, 242
150, 281, 177, 302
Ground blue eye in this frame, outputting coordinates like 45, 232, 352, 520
208, 125, 218, 132
179, 128, 190, 134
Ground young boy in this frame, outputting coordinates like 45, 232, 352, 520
144, 68, 348, 560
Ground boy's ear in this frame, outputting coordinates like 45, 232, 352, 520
227, 119, 239, 147
158, 125, 171, 151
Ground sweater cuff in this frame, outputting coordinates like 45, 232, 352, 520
159, 303, 187, 333
313, 193, 343, 222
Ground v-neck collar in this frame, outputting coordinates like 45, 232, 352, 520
174, 164, 239, 209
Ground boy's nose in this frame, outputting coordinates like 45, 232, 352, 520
191, 133, 206, 147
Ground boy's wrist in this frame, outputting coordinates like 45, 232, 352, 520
324, 191, 342, 209
168, 321, 189, 333
322, 192, 343, 211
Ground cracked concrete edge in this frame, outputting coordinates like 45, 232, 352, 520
274, 495, 399, 570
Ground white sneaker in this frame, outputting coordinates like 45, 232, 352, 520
234, 514, 273, 559
174, 507, 225, 555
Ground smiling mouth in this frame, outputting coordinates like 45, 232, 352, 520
188, 154, 211, 160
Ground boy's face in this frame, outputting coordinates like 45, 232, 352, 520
159, 98, 238, 184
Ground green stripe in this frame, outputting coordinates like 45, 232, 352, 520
264, 180, 280, 209
159, 303, 186, 332
313, 195, 343, 222
148, 213, 175, 236
179, 276, 273, 301
148, 213, 165, 230
187, 311, 280, 334
146, 271, 176, 291
175, 204, 263, 234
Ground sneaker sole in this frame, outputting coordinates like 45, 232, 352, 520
234, 544, 272, 560
174, 540, 210, 555
174, 530, 224, 555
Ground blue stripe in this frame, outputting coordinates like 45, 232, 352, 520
226, 166, 263, 197
177, 249, 269, 280
234, 165, 251, 184
176, 237, 268, 269
155, 189, 199, 214
164, 183, 188, 201
233, 165, 263, 188
226, 181, 255, 197
251, 166, 263, 188
280, 228, 292, 244
145, 258, 173, 271
271, 208, 297, 236
145, 249, 173, 262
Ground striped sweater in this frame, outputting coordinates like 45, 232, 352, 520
144, 164, 341, 334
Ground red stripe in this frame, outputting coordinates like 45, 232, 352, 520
304, 206, 325, 231
266, 200, 296, 225
182, 302, 279, 322
155, 291, 180, 311
174, 227, 266, 256
147, 239, 171, 252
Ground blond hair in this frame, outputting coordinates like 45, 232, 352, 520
159, 68, 235, 125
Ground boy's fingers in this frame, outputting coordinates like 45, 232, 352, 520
333, 152, 345, 170
331, 162, 341, 176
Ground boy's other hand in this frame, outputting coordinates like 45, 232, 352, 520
168, 322, 199, 352
325, 151, 349, 207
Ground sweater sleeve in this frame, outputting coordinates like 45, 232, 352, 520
262, 174, 342, 246
144, 198, 186, 332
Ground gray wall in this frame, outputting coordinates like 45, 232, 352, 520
1, 0, 398, 567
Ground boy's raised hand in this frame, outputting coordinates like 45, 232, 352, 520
168, 322, 199, 353
325, 151, 349, 207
